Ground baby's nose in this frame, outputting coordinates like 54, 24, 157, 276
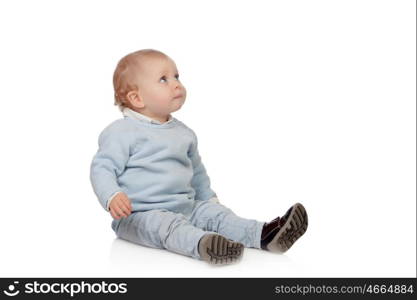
173, 81, 182, 89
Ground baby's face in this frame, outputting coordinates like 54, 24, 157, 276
133, 56, 186, 119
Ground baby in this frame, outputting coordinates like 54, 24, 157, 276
90, 49, 308, 265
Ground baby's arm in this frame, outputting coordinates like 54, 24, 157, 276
188, 130, 218, 202
90, 124, 132, 214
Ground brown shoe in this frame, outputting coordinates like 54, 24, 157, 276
198, 234, 244, 265
260, 203, 308, 252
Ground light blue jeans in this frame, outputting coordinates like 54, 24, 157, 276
111, 199, 265, 260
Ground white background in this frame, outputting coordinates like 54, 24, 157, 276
0, 0, 415, 277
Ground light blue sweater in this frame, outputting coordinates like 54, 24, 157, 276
90, 109, 217, 214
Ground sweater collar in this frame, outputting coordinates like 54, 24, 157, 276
122, 107, 173, 125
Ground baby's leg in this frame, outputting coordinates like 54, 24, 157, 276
189, 200, 265, 249
112, 209, 210, 259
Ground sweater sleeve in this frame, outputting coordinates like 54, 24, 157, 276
188, 130, 217, 201
90, 123, 132, 211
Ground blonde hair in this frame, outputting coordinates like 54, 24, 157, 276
112, 49, 168, 111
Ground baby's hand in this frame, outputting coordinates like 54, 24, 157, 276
109, 192, 132, 220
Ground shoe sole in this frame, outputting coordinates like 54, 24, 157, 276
267, 203, 308, 253
199, 234, 244, 265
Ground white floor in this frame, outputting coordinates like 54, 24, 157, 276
1, 191, 415, 277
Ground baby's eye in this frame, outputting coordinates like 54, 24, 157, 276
159, 76, 167, 83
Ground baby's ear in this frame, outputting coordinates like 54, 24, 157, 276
126, 90, 145, 109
